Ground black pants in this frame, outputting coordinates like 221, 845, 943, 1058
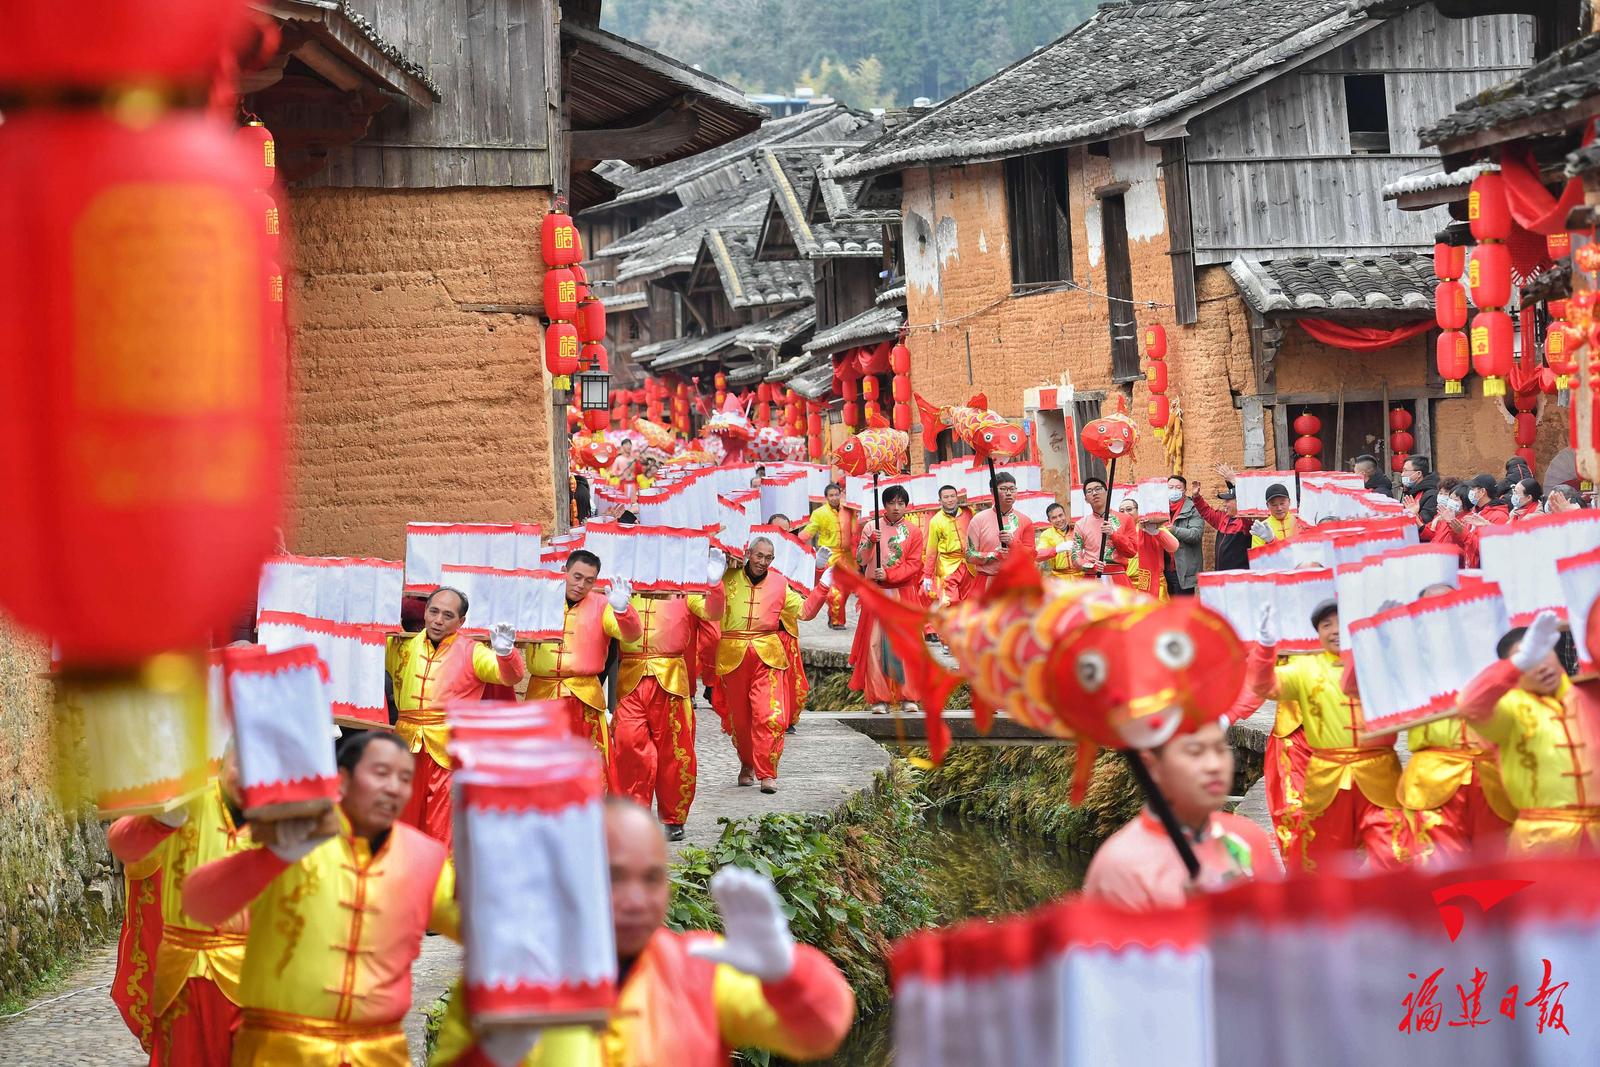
1164, 568, 1194, 597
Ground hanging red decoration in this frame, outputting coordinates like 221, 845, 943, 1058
1293, 435, 1322, 458
1388, 407, 1413, 433
545, 322, 580, 376
1148, 393, 1171, 429
864, 400, 882, 423
580, 341, 608, 373
1292, 412, 1322, 437
1467, 171, 1511, 241
543, 266, 578, 320
541, 208, 580, 267
235, 121, 277, 188
861, 376, 880, 401
1436, 330, 1470, 393
584, 408, 609, 432
893, 403, 913, 432
1468, 243, 1512, 309
842, 401, 860, 428
892, 375, 911, 402
1517, 445, 1538, 470
254, 189, 281, 259
891, 342, 911, 375
1514, 412, 1538, 447
1433, 242, 1465, 281
1143, 324, 1168, 360
1513, 389, 1538, 414
1470, 310, 1513, 395
1577, 243, 1600, 274
1298, 319, 1432, 351
571, 263, 590, 303
1293, 456, 1322, 474
1549, 231, 1572, 260
1434, 281, 1467, 330
807, 411, 822, 436
1390, 430, 1415, 455
1539, 366, 1559, 395
1145, 361, 1169, 394
576, 296, 606, 344
714, 372, 727, 390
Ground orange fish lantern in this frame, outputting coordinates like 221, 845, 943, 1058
1080, 398, 1140, 461
572, 436, 618, 474
632, 417, 675, 452
914, 393, 1028, 469
832, 413, 909, 477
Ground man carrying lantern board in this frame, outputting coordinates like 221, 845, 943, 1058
614, 550, 729, 842
525, 550, 642, 782
106, 747, 258, 1066
388, 586, 525, 847
431, 797, 855, 1067
1069, 476, 1138, 585
1085, 716, 1280, 910
1384, 583, 1514, 866
1034, 501, 1083, 580
183, 732, 459, 1067
1115, 497, 1181, 600
1214, 466, 1302, 549
852, 484, 926, 716
797, 482, 849, 630
717, 538, 832, 793
964, 471, 1035, 597
924, 483, 978, 603
1458, 611, 1600, 855
1251, 601, 1405, 872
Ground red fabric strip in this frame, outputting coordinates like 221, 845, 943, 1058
1298, 318, 1433, 351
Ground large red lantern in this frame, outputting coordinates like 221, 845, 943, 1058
584, 408, 609, 433
861, 377, 880, 402
842, 401, 860, 429
544, 267, 578, 320
1148, 393, 1171, 429
808, 411, 823, 436
545, 322, 580, 376
0, 109, 283, 664
236, 121, 276, 189
571, 263, 590, 303
580, 341, 608, 373
254, 190, 281, 259
1292, 412, 1322, 437
864, 400, 882, 423
1513, 389, 1538, 415
576, 296, 606, 344
1468, 171, 1511, 241
1390, 430, 1415, 454
541, 208, 581, 267
891, 342, 911, 375
893, 402, 913, 432
1145, 361, 1169, 393
1293, 435, 1322, 458
1433, 242, 1464, 281
1467, 243, 1512, 309
1470, 310, 1513, 395
1293, 456, 1322, 474
1434, 281, 1468, 330
1389, 407, 1413, 433
892, 375, 911, 402
1143, 324, 1168, 360
1515, 412, 1537, 448
1436, 330, 1470, 394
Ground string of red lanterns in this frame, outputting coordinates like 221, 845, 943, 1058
1388, 407, 1413, 473
1468, 171, 1514, 398
542, 204, 582, 388
1292, 411, 1323, 473
1143, 324, 1170, 429
1433, 239, 1469, 396
891, 339, 913, 432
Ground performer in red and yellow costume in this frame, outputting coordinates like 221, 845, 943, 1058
107, 757, 257, 1066
1034, 501, 1081, 579
1115, 497, 1180, 599
717, 538, 830, 793
964, 472, 1034, 597
851, 485, 926, 714
111, 857, 165, 1054
1252, 600, 1404, 871
924, 484, 976, 603
1069, 477, 1138, 584
432, 799, 853, 1067
388, 586, 525, 846
183, 732, 457, 1067
798, 482, 848, 630
1459, 611, 1600, 854
526, 550, 643, 778
614, 550, 727, 842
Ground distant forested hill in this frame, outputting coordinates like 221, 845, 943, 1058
602, 0, 1097, 109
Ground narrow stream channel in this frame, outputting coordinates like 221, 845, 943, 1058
812, 811, 1091, 1067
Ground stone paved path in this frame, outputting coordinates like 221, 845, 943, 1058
0, 669, 888, 1065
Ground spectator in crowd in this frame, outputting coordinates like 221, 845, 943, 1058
1411, 486, 1477, 568
1163, 474, 1204, 596
1191, 483, 1251, 572
1467, 474, 1511, 523
1352, 453, 1393, 496
1509, 477, 1542, 521
1399, 456, 1438, 525
1548, 484, 1586, 512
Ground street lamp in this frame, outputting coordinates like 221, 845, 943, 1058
577, 368, 611, 411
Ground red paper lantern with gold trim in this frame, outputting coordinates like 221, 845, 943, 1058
1436, 330, 1470, 394
580, 341, 608, 373
1145, 361, 1168, 394
1293, 435, 1322, 458
893, 402, 913, 432
545, 322, 580, 376
861, 376, 880, 401
1517, 445, 1538, 469
1292, 412, 1322, 437
892, 375, 911, 403
1143, 324, 1167, 360
1468, 243, 1512, 309
1514, 412, 1537, 447
1470, 310, 1513, 395
1468, 171, 1511, 241
1148, 393, 1170, 429
891, 342, 911, 375
576, 296, 606, 344
571, 264, 590, 303
1513, 389, 1538, 414
544, 267, 578, 320
541, 209, 581, 266
236, 121, 277, 188
864, 400, 882, 423
584, 408, 608, 432
1435, 281, 1467, 330
1433, 242, 1464, 281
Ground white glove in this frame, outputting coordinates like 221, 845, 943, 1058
478, 1025, 541, 1067
266, 816, 329, 864
813, 546, 832, 569
1250, 520, 1275, 543
819, 568, 834, 589
154, 807, 189, 829
490, 622, 516, 657
706, 549, 728, 585
1055, 543, 1072, 557
921, 577, 934, 595
686, 867, 796, 982
1256, 603, 1279, 647
607, 578, 634, 612
1511, 610, 1561, 671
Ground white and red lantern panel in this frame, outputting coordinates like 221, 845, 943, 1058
257, 554, 403, 627
1478, 510, 1600, 624
404, 522, 544, 593
255, 612, 389, 727
222, 643, 339, 819
437, 565, 569, 642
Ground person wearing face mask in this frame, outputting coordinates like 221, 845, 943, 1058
1459, 612, 1600, 854
1509, 477, 1542, 520
1466, 473, 1511, 523
1412, 486, 1479, 567
1162, 474, 1204, 596
1398, 456, 1438, 524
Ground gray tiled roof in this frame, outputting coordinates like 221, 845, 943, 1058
1226, 254, 1435, 317
727, 362, 770, 387
1421, 33, 1600, 148
643, 328, 748, 371
615, 188, 770, 283
704, 225, 814, 308
597, 179, 768, 261
830, 0, 1367, 180
759, 146, 888, 259
803, 305, 903, 354
790, 360, 838, 401
769, 351, 830, 384
735, 305, 817, 348
332, 1, 442, 100
1381, 160, 1496, 201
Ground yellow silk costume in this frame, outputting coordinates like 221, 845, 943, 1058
526, 595, 632, 712
1250, 512, 1300, 549
715, 568, 807, 676
799, 503, 842, 555
1401, 715, 1515, 819
389, 632, 526, 768
1036, 525, 1081, 577
1271, 651, 1400, 814
927, 510, 973, 581
619, 595, 713, 699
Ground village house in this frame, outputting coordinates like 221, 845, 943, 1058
828, 0, 1542, 493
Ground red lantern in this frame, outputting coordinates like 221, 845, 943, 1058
864, 400, 882, 423
1292, 412, 1322, 437
1388, 407, 1413, 433
251, 189, 282, 260
1145, 361, 1169, 393
543, 266, 578, 320
1548, 231, 1572, 260
842, 374, 859, 400
1513, 389, 1538, 414
545, 322, 580, 376
1433, 242, 1464, 281
1468, 171, 1511, 241
893, 402, 913, 432
861, 377, 880, 401
1516, 445, 1538, 470
1549, 299, 1570, 320
1293, 456, 1322, 474
1390, 430, 1414, 454
1434, 281, 1468, 330
1148, 393, 1171, 429
0, 108, 285, 664
1515, 412, 1538, 447
1470, 310, 1513, 394
892, 375, 911, 402
1390, 453, 1409, 474
541, 209, 580, 267
1143, 324, 1168, 360
842, 401, 860, 427
891, 343, 911, 375
580, 341, 608, 373
714, 372, 727, 390
1467, 244, 1512, 309
576, 296, 606, 344
1436, 330, 1470, 393
808, 434, 823, 460
584, 408, 609, 432
807, 412, 823, 436
1293, 435, 1322, 458
571, 263, 590, 303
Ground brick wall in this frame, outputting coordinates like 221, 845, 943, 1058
285, 187, 558, 560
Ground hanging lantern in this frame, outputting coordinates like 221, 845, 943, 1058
543, 266, 578, 320
1517, 445, 1539, 470
861, 377, 880, 402
1148, 393, 1171, 429
1292, 412, 1322, 437
1143, 324, 1168, 360
545, 321, 580, 378
576, 296, 606, 344
1549, 231, 1572, 261
254, 189, 281, 259
1435, 281, 1468, 330
1436, 330, 1470, 394
842, 401, 860, 429
1293, 435, 1322, 458
571, 263, 590, 303
1433, 242, 1465, 281
1514, 411, 1538, 447
1389, 407, 1413, 433
541, 207, 581, 267
1467, 171, 1511, 241
1145, 361, 1169, 394
807, 410, 822, 437
1513, 389, 1538, 414
1390, 430, 1415, 455
891, 342, 911, 375
864, 400, 882, 423
584, 408, 609, 432
893, 402, 913, 432
1470, 310, 1514, 395
1293, 456, 1322, 474
579, 340, 608, 373
892, 375, 911, 402
1577, 243, 1600, 274
235, 120, 276, 188
1538, 366, 1559, 395
1467, 243, 1512, 309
